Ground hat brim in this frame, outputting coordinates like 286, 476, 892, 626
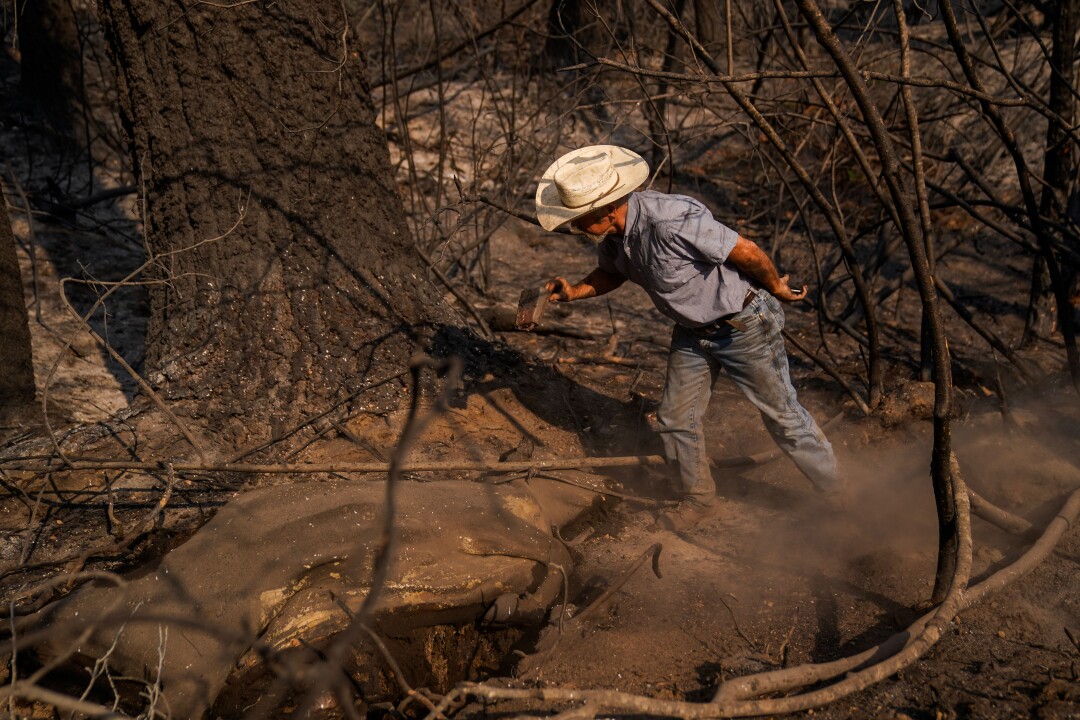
535, 146, 650, 231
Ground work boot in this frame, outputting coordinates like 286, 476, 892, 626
655, 499, 719, 532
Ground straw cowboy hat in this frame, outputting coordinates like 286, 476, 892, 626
535, 145, 650, 231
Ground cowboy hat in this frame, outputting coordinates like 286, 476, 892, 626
535, 145, 650, 231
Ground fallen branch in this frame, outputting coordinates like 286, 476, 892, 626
0, 432, 852, 476
0, 455, 670, 475
555, 355, 649, 368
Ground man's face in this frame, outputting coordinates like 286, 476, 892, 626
570, 205, 616, 243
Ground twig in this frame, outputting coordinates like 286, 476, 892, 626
777, 607, 799, 667
573, 56, 1031, 106
59, 278, 209, 464
1064, 627, 1080, 655
227, 368, 409, 462
781, 331, 871, 415
64, 185, 138, 210
370, 0, 542, 89
0, 683, 132, 719
5, 171, 42, 325
40, 199, 248, 465
572, 544, 662, 626
415, 245, 494, 339
717, 594, 758, 653
555, 355, 647, 368
0, 467, 175, 583
933, 276, 1035, 383
526, 471, 672, 504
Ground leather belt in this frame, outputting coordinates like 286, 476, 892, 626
688, 289, 757, 336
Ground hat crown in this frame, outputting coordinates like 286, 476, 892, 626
535, 145, 649, 231
553, 149, 619, 208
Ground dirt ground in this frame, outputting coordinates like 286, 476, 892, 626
2, 21, 1080, 720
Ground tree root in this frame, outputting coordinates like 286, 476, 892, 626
968, 487, 1034, 536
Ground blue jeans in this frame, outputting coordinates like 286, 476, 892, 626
657, 290, 839, 504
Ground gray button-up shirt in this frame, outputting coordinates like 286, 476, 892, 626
597, 190, 753, 327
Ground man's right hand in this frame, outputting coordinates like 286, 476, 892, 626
545, 267, 625, 302
546, 276, 576, 302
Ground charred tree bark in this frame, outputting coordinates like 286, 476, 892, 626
693, 0, 725, 57
543, 0, 589, 68
1027, 0, 1078, 358
0, 198, 35, 407
97, 0, 452, 447
18, 0, 84, 137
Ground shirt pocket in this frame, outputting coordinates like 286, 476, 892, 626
651, 257, 699, 293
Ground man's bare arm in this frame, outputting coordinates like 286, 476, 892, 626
546, 267, 627, 302
725, 236, 807, 302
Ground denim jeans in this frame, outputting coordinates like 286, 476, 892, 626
656, 290, 839, 504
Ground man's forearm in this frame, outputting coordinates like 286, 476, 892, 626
726, 237, 784, 292
726, 236, 806, 301
573, 267, 626, 299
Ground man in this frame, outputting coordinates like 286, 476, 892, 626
535, 145, 840, 531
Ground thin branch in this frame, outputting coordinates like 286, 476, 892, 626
573, 57, 1031, 107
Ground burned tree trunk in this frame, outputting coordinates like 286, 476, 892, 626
0, 198, 35, 408
693, 0, 726, 60
97, 0, 452, 447
18, 0, 84, 137
1029, 0, 1079, 370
